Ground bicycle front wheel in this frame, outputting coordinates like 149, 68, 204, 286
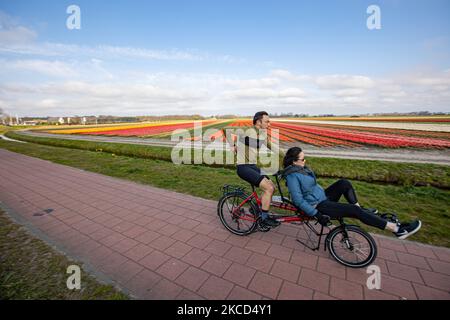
326, 225, 377, 268
218, 192, 258, 236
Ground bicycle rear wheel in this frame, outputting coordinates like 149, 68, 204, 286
218, 192, 258, 236
326, 225, 377, 268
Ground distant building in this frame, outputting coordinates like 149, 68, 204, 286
47, 117, 59, 124
23, 121, 38, 125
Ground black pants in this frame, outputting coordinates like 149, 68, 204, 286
316, 179, 387, 230
237, 164, 267, 187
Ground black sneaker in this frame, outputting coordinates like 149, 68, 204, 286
261, 217, 280, 228
361, 207, 379, 215
394, 220, 422, 240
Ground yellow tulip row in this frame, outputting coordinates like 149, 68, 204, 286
45, 120, 200, 134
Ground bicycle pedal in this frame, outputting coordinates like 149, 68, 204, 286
257, 221, 271, 232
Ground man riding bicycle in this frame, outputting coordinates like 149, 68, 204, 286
233, 111, 281, 227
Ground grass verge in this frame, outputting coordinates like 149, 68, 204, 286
0, 209, 128, 300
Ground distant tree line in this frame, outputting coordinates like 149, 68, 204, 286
1, 110, 449, 126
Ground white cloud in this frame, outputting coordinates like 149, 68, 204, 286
36, 98, 59, 108
222, 86, 305, 101
0, 39, 245, 64
278, 88, 306, 98
1, 81, 206, 104
269, 69, 311, 82
222, 88, 277, 100
0, 25, 37, 44
222, 77, 280, 88
2, 69, 450, 116
0, 41, 208, 61
94, 45, 202, 61
0, 59, 77, 77
0, 12, 241, 63
0, 11, 37, 44
333, 88, 368, 97
316, 75, 375, 90
89, 58, 115, 80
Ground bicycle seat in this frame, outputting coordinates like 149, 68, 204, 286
317, 214, 331, 226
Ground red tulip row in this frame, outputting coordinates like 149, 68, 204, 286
299, 123, 450, 140
344, 118, 450, 123
275, 122, 450, 148
227, 120, 253, 127
226, 120, 359, 147
225, 120, 450, 148
271, 125, 361, 147
83, 120, 217, 137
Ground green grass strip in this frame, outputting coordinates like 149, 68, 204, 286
6, 130, 450, 189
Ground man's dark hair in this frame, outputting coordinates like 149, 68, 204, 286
253, 111, 269, 125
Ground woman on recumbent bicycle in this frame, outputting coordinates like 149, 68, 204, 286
282, 147, 422, 240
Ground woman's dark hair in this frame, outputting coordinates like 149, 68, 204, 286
283, 147, 302, 168
253, 111, 269, 125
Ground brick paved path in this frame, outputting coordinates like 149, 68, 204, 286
0, 149, 449, 300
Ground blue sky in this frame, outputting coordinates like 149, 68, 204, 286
0, 0, 449, 116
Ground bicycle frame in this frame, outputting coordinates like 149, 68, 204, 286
228, 183, 307, 223
223, 173, 339, 252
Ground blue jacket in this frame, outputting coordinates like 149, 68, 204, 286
284, 165, 327, 216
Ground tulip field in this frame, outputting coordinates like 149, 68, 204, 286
291, 116, 450, 123
270, 121, 450, 148
208, 119, 450, 149
46, 120, 224, 137
43, 117, 450, 149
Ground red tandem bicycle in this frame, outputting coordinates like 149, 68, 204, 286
217, 171, 379, 268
